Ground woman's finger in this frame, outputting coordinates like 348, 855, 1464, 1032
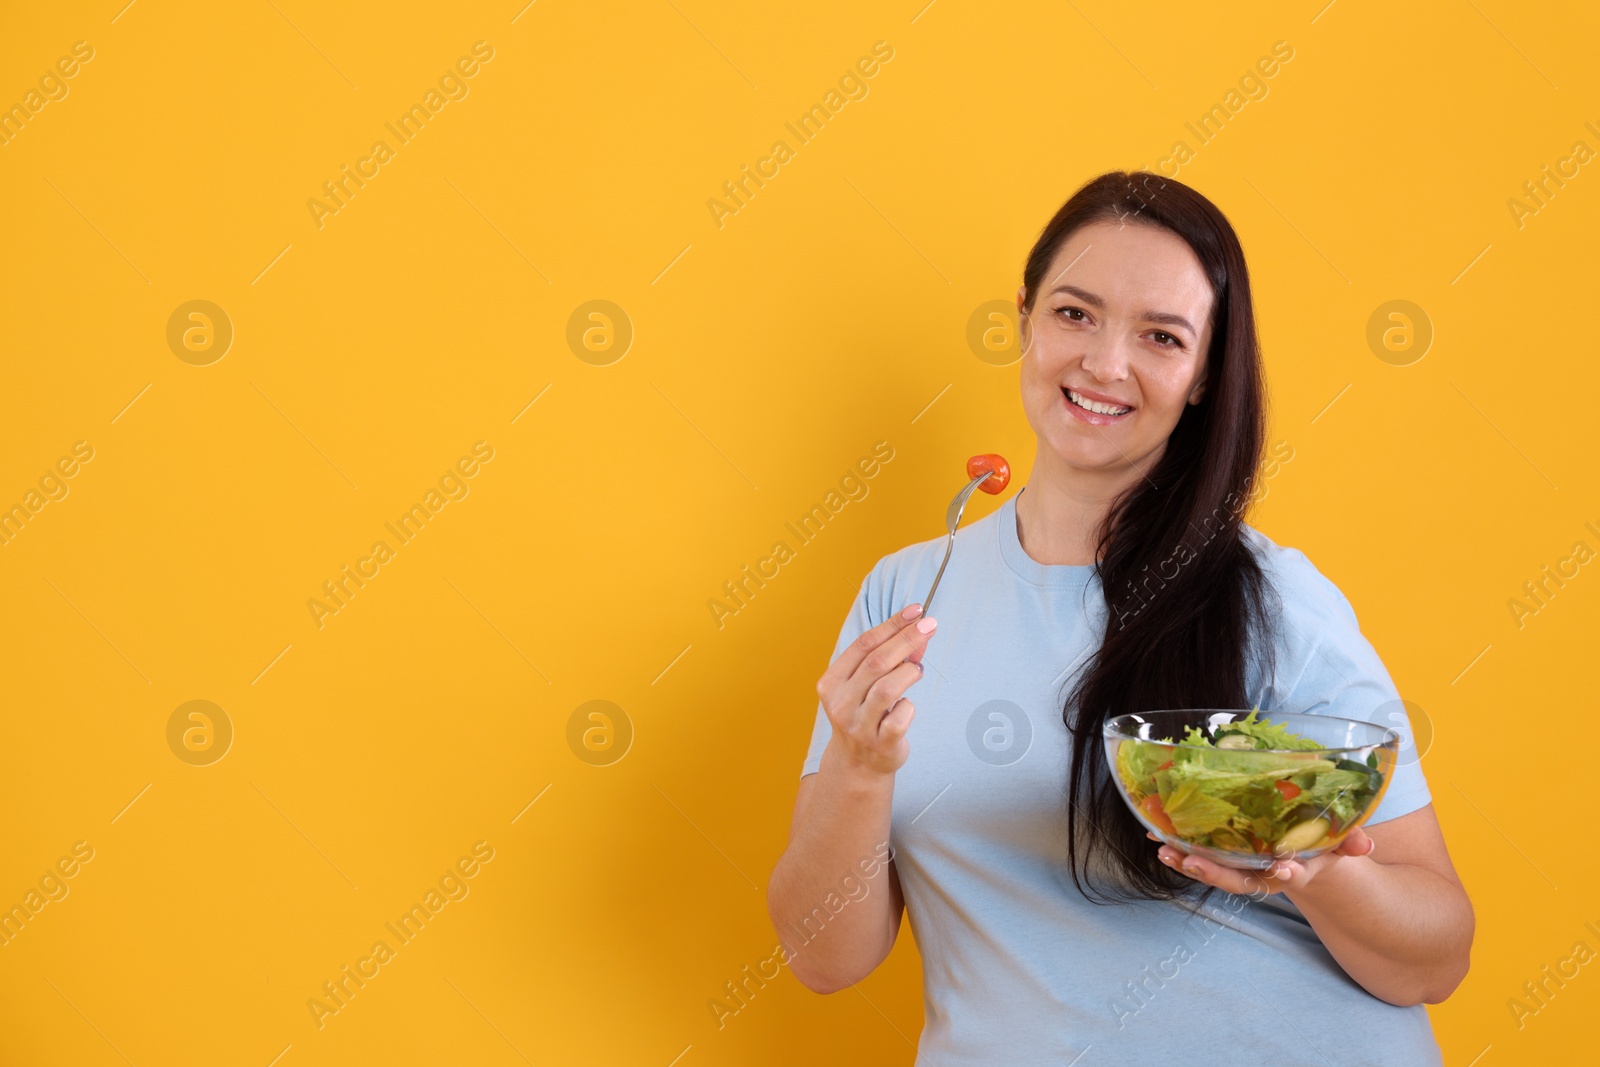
878, 695, 916, 743
1159, 847, 1282, 896
818, 605, 927, 734
843, 614, 938, 731
1333, 827, 1374, 857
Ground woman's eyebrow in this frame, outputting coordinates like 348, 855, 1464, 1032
1047, 284, 1196, 335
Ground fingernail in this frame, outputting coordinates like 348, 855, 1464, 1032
913, 661, 924, 674
1181, 860, 1201, 874
916, 617, 937, 635
902, 604, 923, 620
1366, 839, 1377, 857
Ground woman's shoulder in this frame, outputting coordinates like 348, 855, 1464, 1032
857, 508, 1008, 618
859, 531, 963, 614
1237, 524, 1397, 703
1240, 524, 1359, 626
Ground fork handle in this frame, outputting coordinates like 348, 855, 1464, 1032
921, 472, 995, 617
922, 535, 958, 619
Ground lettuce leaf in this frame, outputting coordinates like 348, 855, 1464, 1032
1211, 708, 1325, 752
1233, 778, 1290, 821
1162, 780, 1240, 837
1307, 768, 1371, 825
1117, 738, 1171, 794
1165, 753, 1334, 787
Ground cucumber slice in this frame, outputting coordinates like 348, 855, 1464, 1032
1277, 817, 1332, 852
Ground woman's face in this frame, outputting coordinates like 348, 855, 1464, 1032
1017, 218, 1215, 482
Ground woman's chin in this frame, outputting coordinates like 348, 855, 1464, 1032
1047, 438, 1135, 471
1042, 436, 1160, 482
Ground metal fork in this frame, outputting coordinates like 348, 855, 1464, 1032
920, 471, 999, 618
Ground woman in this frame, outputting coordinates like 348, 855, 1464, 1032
766, 171, 1473, 1064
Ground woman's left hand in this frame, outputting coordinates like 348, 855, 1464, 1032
1149, 828, 1375, 896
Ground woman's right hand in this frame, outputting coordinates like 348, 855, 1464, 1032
816, 605, 938, 778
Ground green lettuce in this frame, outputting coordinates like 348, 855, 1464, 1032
1208, 708, 1324, 751
1119, 708, 1387, 857
1306, 768, 1372, 825
1167, 751, 1334, 782
1162, 780, 1239, 837
1116, 737, 1170, 793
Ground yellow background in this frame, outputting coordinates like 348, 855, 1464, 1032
1, 0, 1594, 1063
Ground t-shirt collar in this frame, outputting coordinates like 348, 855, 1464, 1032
998, 486, 1098, 589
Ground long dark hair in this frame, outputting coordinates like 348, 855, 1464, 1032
1019, 171, 1276, 903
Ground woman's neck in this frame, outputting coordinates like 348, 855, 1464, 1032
1014, 452, 1150, 566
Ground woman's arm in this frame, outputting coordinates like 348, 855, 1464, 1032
1156, 803, 1474, 1005
768, 603, 936, 994
768, 751, 905, 994
1282, 805, 1473, 1004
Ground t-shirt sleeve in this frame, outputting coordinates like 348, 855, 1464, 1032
1251, 544, 1433, 827
800, 559, 886, 778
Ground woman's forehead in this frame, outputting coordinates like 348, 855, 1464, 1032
1045, 228, 1214, 323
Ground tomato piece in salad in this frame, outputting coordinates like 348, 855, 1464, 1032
966, 454, 1011, 494
1274, 780, 1302, 801
1140, 794, 1177, 836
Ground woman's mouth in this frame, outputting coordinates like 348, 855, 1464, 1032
1061, 387, 1133, 424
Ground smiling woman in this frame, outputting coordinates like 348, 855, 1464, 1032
769, 170, 1473, 1066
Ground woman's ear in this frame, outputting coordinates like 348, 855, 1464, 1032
1187, 372, 1207, 405
1016, 286, 1032, 357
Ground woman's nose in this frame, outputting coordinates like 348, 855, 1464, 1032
1079, 335, 1131, 382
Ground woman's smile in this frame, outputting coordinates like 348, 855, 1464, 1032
1061, 384, 1134, 425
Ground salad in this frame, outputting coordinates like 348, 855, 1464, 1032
1115, 709, 1386, 857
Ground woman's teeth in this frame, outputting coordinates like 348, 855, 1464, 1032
1065, 388, 1131, 416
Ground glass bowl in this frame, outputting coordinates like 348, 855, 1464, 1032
1103, 709, 1400, 870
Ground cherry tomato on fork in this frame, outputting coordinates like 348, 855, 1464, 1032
967, 454, 1011, 493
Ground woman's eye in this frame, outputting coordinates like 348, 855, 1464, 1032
1151, 331, 1182, 349
1054, 306, 1087, 322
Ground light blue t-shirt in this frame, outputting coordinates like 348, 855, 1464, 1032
800, 485, 1439, 1066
